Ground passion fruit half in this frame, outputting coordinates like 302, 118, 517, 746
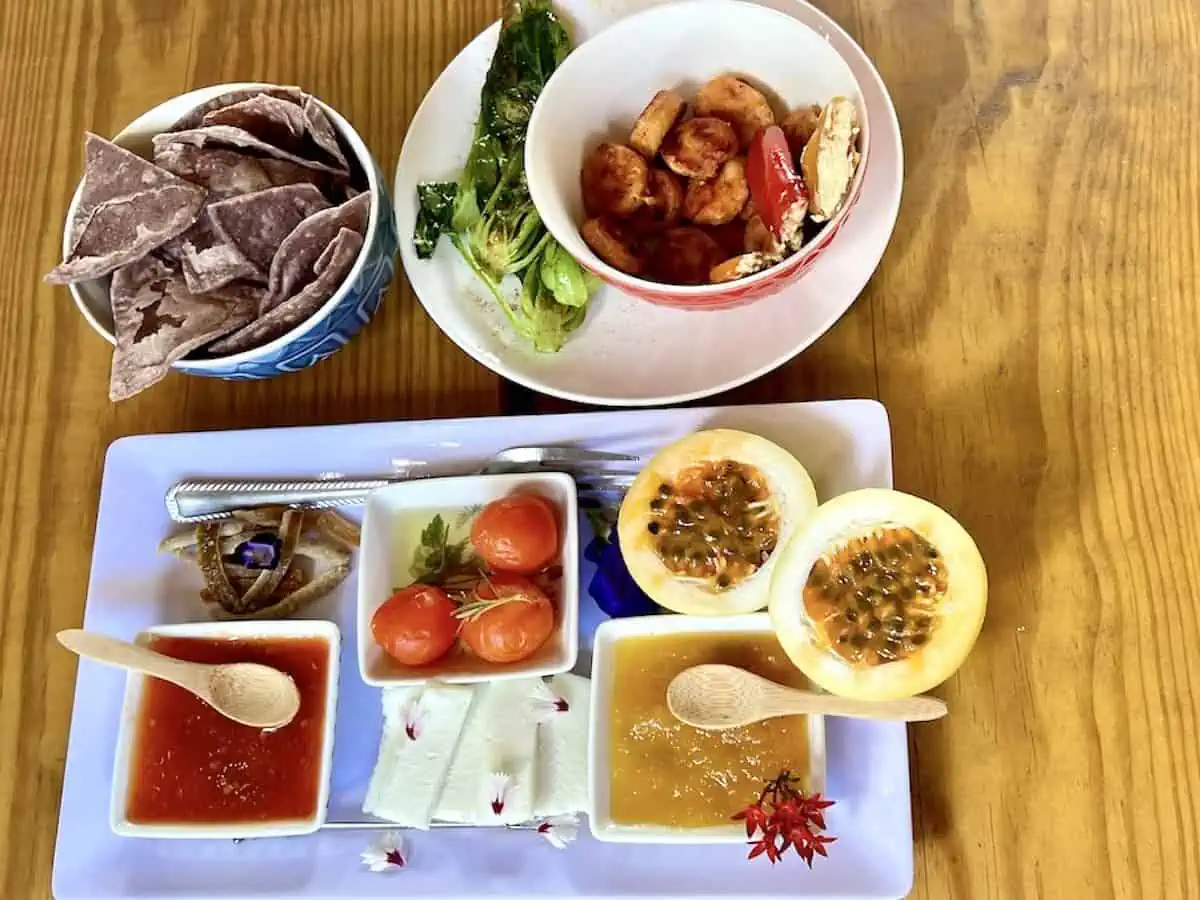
618, 429, 818, 615
769, 489, 987, 699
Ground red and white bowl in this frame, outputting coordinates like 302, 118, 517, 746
526, 0, 869, 310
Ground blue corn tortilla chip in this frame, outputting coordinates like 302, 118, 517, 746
207, 183, 331, 273
46, 182, 207, 285
302, 96, 351, 172
259, 157, 339, 193
208, 227, 362, 355
152, 124, 347, 176
169, 86, 305, 132
154, 142, 274, 199
70, 133, 190, 238
176, 215, 260, 294
203, 94, 309, 151
263, 192, 369, 314
156, 141, 337, 199
108, 256, 256, 400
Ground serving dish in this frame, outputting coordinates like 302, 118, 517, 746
588, 613, 826, 843
357, 472, 580, 686
53, 400, 911, 899
64, 82, 398, 381
394, 0, 903, 406
110, 619, 341, 839
527, 0, 868, 308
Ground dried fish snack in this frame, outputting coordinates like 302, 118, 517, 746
161, 507, 359, 620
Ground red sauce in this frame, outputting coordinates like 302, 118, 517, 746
126, 635, 330, 825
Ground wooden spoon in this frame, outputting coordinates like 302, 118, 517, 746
666, 663, 948, 728
57, 629, 301, 729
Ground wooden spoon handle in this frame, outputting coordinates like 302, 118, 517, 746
56, 629, 206, 693
761, 685, 948, 722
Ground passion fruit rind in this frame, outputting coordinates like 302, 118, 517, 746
618, 429, 818, 616
768, 489, 987, 700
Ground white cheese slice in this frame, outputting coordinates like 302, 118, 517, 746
362, 683, 475, 829
434, 678, 543, 825
533, 673, 591, 817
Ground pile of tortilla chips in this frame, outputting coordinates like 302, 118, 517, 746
159, 507, 360, 620
45, 86, 371, 401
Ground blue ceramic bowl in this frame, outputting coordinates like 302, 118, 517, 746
63, 83, 397, 380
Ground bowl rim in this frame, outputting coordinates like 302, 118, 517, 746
525, 0, 871, 300
62, 81, 387, 370
355, 471, 581, 687
586, 612, 827, 843
108, 619, 341, 839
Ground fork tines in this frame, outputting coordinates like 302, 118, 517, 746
485, 445, 642, 507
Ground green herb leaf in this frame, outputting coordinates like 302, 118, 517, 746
414, 182, 458, 259
540, 241, 591, 308
408, 514, 474, 583
454, 505, 483, 529
416, 0, 597, 354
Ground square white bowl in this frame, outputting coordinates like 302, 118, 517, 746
589, 612, 827, 843
356, 472, 580, 686
110, 619, 341, 839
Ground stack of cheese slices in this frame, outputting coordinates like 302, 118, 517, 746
363, 674, 590, 827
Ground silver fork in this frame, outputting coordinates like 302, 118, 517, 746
164, 446, 641, 523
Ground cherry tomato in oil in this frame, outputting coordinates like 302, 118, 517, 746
371, 584, 459, 666
460, 573, 555, 664
470, 494, 559, 574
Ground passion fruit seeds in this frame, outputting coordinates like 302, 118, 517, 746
618, 429, 818, 616
647, 460, 780, 590
804, 527, 948, 665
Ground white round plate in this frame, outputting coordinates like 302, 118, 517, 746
394, 0, 902, 406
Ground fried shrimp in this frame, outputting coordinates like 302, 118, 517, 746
582, 142, 650, 217
694, 75, 775, 149
582, 217, 643, 274
660, 117, 738, 179
637, 168, 685, 229
683, 157, 749, 225
647, 227, 722, 285
629, 90, 686, 158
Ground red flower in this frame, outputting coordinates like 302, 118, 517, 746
731, 771, 836, 869
732, 803, 770, 838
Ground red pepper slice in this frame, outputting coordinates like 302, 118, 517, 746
746, 125, 808, 245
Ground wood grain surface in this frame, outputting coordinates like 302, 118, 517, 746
0, 0, 1196, 898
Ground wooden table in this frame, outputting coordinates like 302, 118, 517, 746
2, 0, 1196, 897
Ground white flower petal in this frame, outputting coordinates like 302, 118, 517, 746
530, 679, 568, 723
536, 813, 580, 849
487, 771, 512, 816
360, 831, 407, 872
401, 697, 428, 741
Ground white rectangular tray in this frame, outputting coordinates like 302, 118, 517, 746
53, 401, 912, 900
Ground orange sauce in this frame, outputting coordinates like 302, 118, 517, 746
126, 635, 329, 825
608, 632, 811, 828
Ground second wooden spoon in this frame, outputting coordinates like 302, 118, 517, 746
666, 663, 948, 728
